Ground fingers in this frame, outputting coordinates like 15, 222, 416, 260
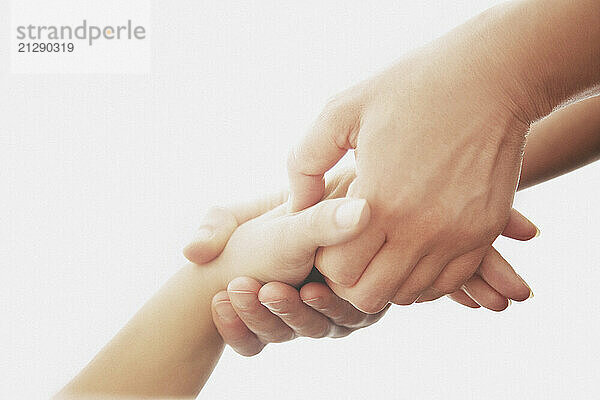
477, 247, 533, 301
287, 101, 360, 211
462, 275, 510, 312
447, 290, 481, 309
394, 209, 537, 304
227, 277, 295, 344
211, 291, 265, 356
300, 282, 389, 331
392, 248, 485, 305
315, 223, 385, 287
258, 283, 341, 338
277, 197, 371, 251
184, 191, 289, 265
431, 247, 487, 292
419, 245, 533, 311
326, 243, 405, 314
391, 254, 448, 306
501, 208, 540, 241
214, 277, 390, 357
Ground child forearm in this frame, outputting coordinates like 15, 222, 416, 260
57, 195, 373, 399
57, 263, 230, 399
519, 95, 600, 190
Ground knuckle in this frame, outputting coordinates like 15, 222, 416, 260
480, 207, 511, 243
331, 270, 361, 287
421, 206, 452, 229
318, 97, 360, 150
493, 208, 511, 233
351, 294, 388, 315
314, 255, 361, 288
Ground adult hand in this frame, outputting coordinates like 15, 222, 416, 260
184, 170, 535, 356
286, 12, 542, 313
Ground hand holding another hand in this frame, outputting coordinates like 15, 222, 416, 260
287, 24, 538, 312
184, 170, 535, 356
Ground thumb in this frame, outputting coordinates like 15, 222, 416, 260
279, 198, 370, 252
501, 208, 540, 241
287, 102, 360, 212
183, 190, 289, 265
183, 206, 239, 265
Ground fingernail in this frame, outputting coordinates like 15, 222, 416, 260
193, 227, 214, 242
260, 299, 287, 312
516, 273, 534, 299
214, 300, 238, 321
507, 299, 512, 308
334, 199, 366, 229
534, 226, 541, 238
302, 297, 323, 308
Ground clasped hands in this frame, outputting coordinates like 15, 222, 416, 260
184, 44, 539, 356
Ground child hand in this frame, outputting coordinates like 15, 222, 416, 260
214, 195, 370, 286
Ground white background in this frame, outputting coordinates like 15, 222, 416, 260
1, 1, 599, 399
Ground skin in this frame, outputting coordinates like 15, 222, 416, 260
55, 93, 600, 398
57, 193, 373, 399
519, 95, 600, 190
57, 1, 600, 395
184, 170, 537, 355
284, 0, 600, 313
186, 94, 600, 357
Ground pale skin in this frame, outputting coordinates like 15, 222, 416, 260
57, 94, 599, 398
57, 171, 535, 399
185, 93, 600, 357
282, 0, 600, 313
57, 1, 600, 396
57, 191, 372, 399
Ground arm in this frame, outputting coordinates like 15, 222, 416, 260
285, 0, 600, 313
519, 95, 600, 190
177, 16, 600, 355
180, 93, 600, 358
57, 196, 371, 399
183, 172, 539, 357
57, 264, 229, 399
